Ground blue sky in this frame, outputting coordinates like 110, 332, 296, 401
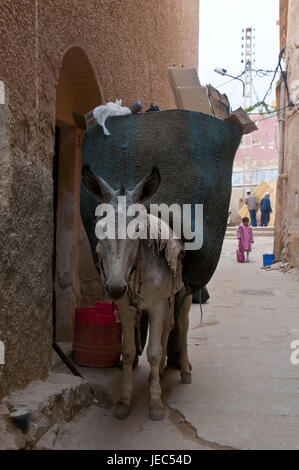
198, 0, 280, 110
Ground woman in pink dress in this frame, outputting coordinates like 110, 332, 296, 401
236, 216, 254, 262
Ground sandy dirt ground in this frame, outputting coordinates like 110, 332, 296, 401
47, 237, 299, 450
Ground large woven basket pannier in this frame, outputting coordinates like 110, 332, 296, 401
81, 110, 242, 291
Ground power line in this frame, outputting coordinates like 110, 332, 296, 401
216, 71, 245, 88
248, 48, 292, 113
260, 63, 279, 103
252, 68, 277, 77
214, 49, 292, 111
260, 48, 287, 104
250, 103, 293, 121
217, 67, 280, 89
278, 59, 291, 107
251, 78, 260, 103
229, 80, 240, 100
216, 77, 238, 88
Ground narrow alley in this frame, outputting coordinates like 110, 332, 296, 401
34, 235, 299, 450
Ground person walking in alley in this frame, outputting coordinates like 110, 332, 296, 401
245, 190, 258, 227
260, 192, 272, 227
236, 216, 254, 263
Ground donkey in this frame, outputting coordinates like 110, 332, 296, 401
82, 165, 192, 421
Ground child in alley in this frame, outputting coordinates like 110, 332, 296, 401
236, 217, 254, 263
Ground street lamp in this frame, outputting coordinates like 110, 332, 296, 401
214, 67, 245, 97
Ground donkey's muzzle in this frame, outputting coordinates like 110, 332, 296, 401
106, 281, 127, 300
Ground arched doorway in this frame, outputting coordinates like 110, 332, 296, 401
54, 47, 103, 341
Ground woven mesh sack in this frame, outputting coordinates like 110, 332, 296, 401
81, 110, 242, 291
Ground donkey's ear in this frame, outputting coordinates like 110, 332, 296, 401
82, 165, 114, 202
131, 167, 161, 203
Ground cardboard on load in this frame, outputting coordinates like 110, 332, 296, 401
167, 67, 201, 88
85, 110, 97, 129
176, 86, 213, 114
167, 67, 201, 108
207, 84, 230, 119
225, 107, 258, 134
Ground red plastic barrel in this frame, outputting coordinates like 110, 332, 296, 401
73, 303, 122, 367
95, 302, 119, 320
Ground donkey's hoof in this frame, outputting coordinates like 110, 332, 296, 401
149, 405, 165, 421
114, 403, 130, 420
181, 371, 192, 384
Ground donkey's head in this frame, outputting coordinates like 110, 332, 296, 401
82, 165, 161, 300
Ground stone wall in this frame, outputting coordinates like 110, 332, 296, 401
0, 0, 199, 398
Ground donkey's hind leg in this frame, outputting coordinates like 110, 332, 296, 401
174, 290, 192, 384
179, 294, 192, 384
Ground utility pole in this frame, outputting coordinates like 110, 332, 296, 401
242, 27, 254, 109
241, 27, 255, 198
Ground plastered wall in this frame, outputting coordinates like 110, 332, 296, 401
0, 0, 199, 398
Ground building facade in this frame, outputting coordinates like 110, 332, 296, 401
0, 0, 199, 398
229, 114, 279, 225
274, 0, 299, 267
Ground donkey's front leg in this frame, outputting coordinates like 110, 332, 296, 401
114, 304, 136, 419
147, 302, 167, 421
